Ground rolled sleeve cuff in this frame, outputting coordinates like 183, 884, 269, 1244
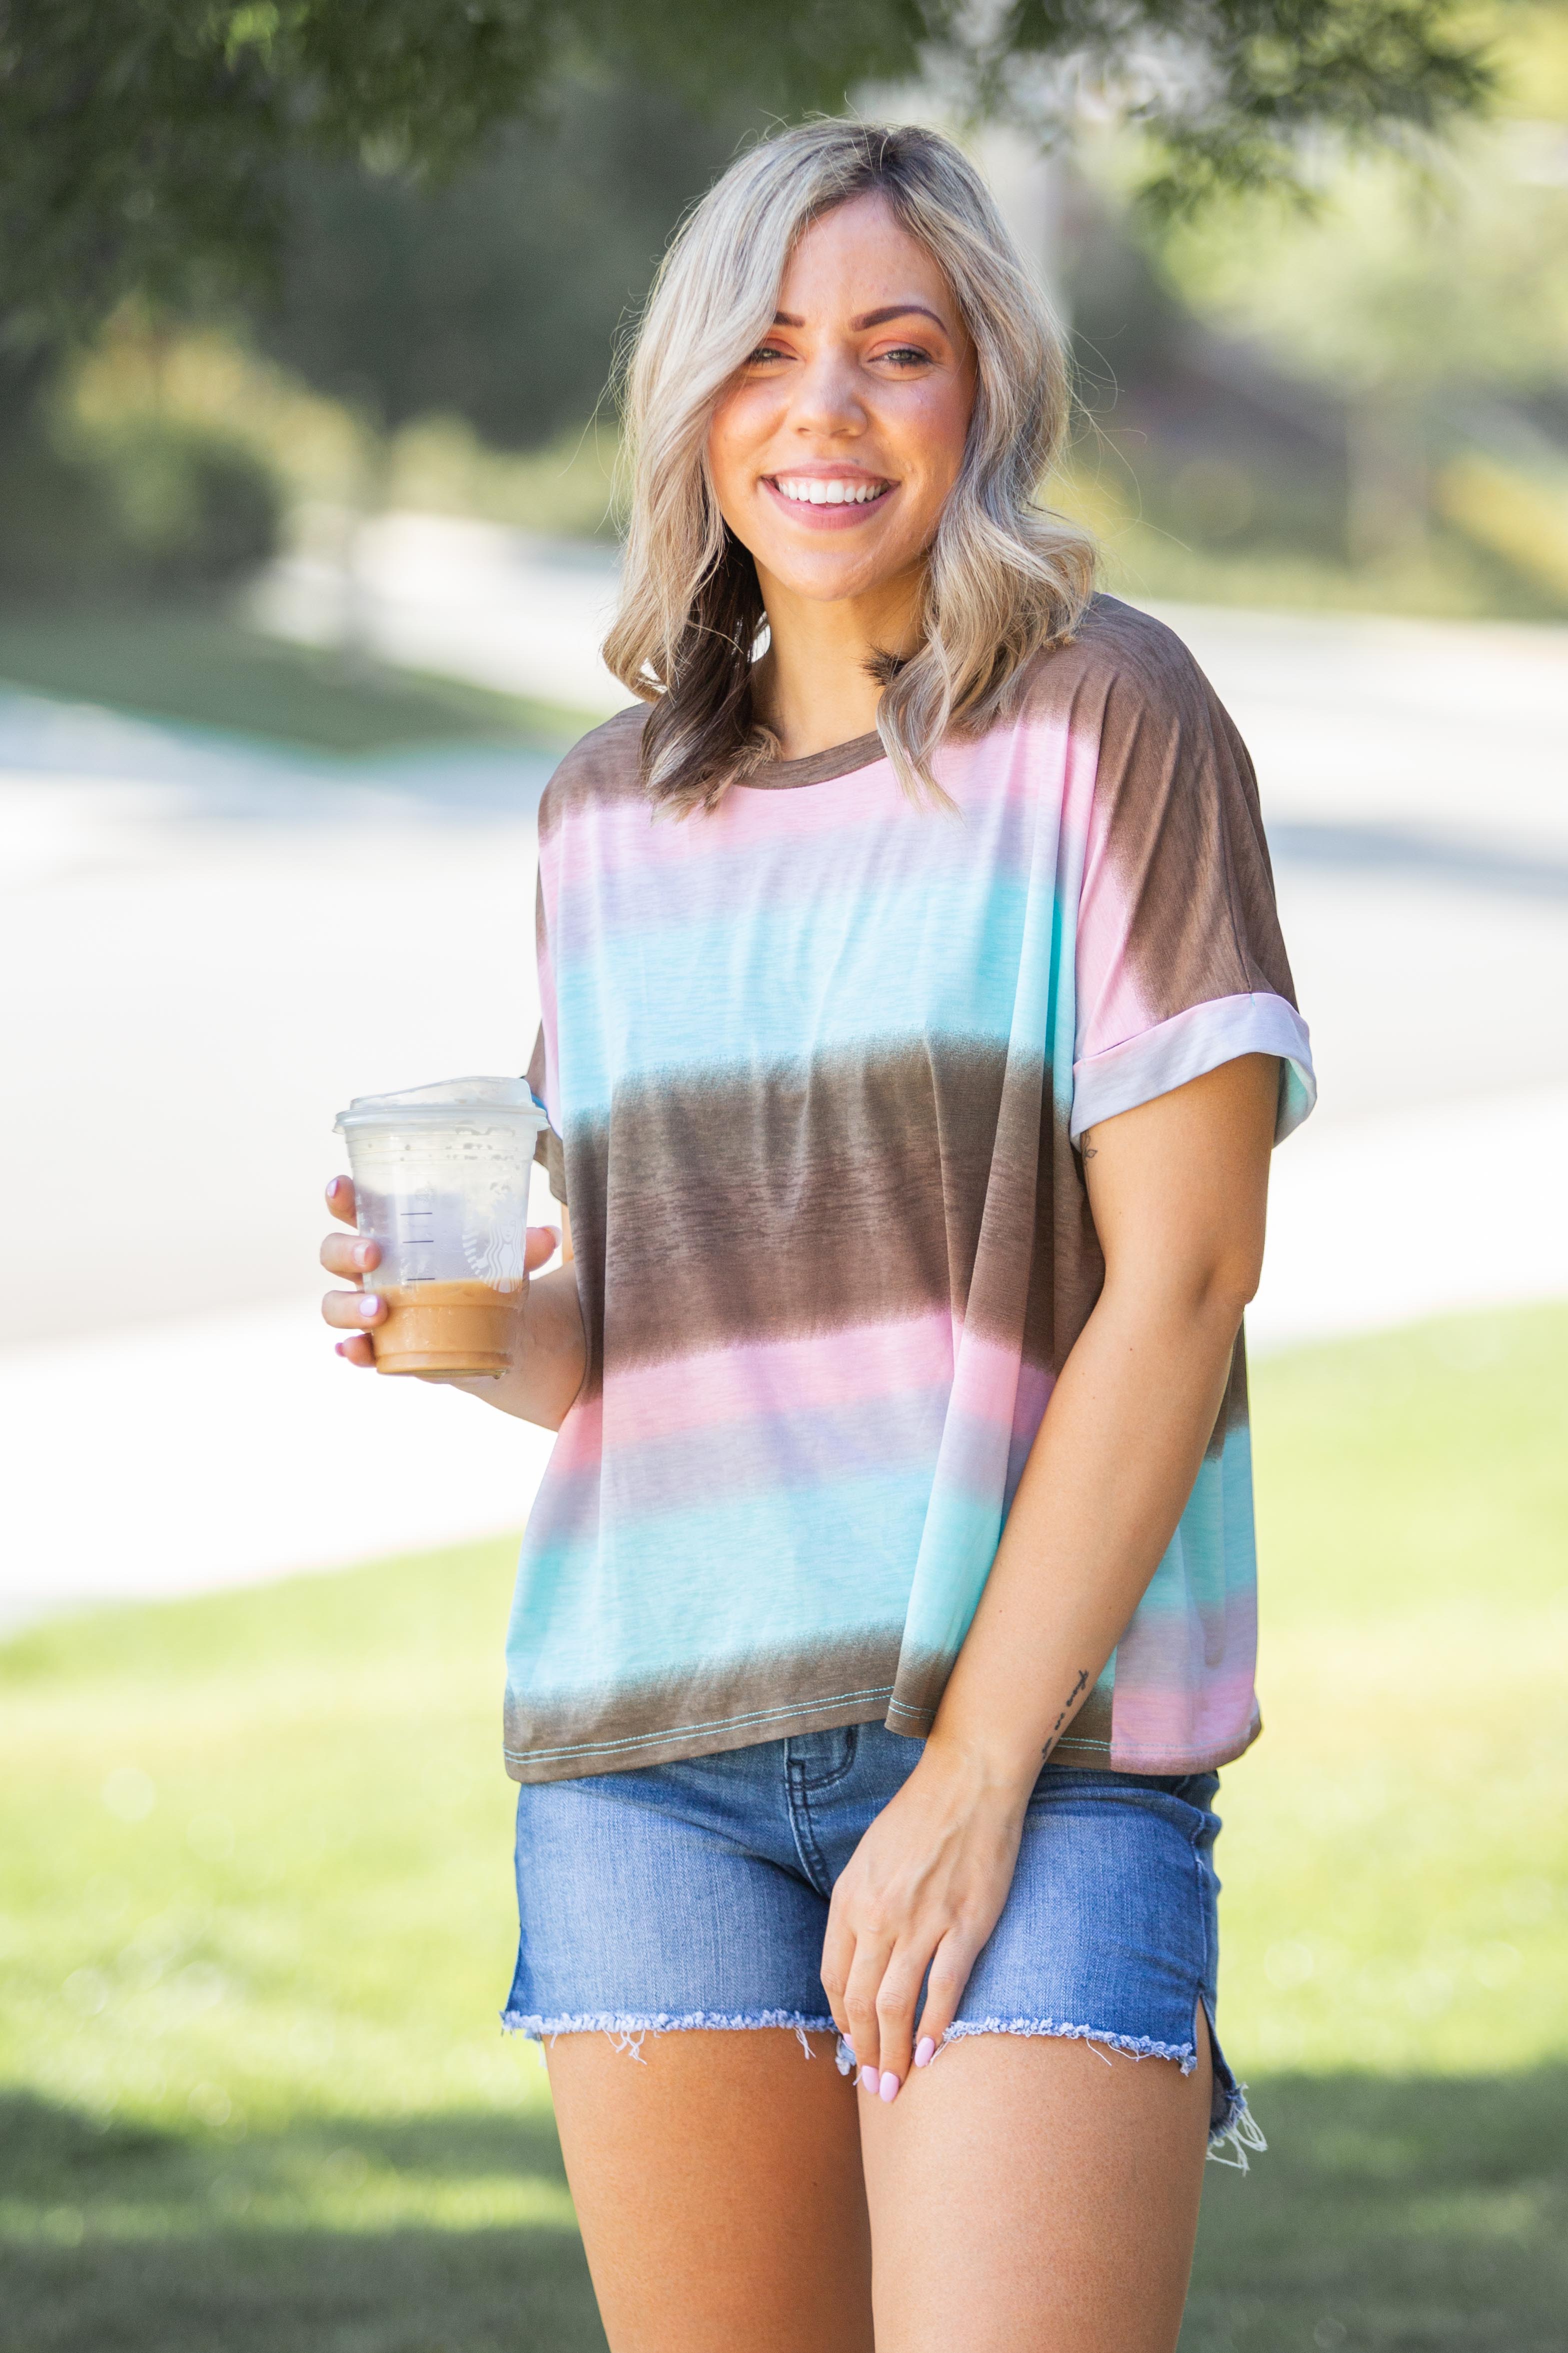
1070, 992, 1316, 1147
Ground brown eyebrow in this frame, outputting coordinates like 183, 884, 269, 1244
769, 304, 950, 335
852, 304, 948, 332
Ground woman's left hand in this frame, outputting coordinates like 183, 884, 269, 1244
819, 1742, 1034, 2103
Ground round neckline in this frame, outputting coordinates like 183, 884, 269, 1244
737, 727, 887, 790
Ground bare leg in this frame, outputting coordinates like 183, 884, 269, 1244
545, 2028, 874, 2353
859, 2014, 1213, 2353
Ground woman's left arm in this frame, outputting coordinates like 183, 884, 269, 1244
820, 1050, 1280, 2098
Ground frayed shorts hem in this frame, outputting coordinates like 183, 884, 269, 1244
940, 2016, 1198, 2073
499, 2003, 1264, 2162
501, 2005, 838, 2042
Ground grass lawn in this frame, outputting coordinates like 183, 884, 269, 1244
1, 1302, 1565, 2351
0, 610, 591, 756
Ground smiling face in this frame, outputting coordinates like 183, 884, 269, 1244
706, 192, 977, 624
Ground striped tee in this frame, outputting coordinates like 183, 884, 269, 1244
510, 596, 1314, 1784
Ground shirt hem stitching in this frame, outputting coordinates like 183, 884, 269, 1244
505, 1684, 898, 1764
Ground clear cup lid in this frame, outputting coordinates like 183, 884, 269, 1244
334, 1076, 548, 1133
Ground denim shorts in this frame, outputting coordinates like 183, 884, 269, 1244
502, 1721, 1261, 2161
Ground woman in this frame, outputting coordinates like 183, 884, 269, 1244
322, 120, 1313, 2353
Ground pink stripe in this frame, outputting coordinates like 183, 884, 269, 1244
1075, 818, 1151, 1064
595, 1314, 957, 1450
548, 760, 903, 890
534, 945, 561, 1128
1058, 708, 1100, 886
945, 1330, 1029, 1429
1006, 1360, 1054, 1498
546, 1324, 1061, 1514
1108, 1669, 1260, 1768
541, 712, 1081, 894
549, 1391, 603, 1474
551, 1333, 1061, 1480
538, 714, 1089, 978
1108, 1584, 1258, 1762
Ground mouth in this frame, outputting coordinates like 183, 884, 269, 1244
761, 472, 898, 528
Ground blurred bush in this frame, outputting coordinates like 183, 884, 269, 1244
1058, 2, 1568, 617
0, 396, 280, 608
1434, 449, 1568, 602
12, 25, 1567, 626
385, 418, 623, 542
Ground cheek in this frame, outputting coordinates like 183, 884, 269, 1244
930, 375, 977, 490
705, 412, 741, 515
896, 382, 973, 508
707, 386, 773, 512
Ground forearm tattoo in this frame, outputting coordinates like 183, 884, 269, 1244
1042, 1668, 1090, 1762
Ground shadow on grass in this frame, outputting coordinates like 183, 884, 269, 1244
4, 2068, 1565, 2351
1186, 2066, 1568, 2352
0, 2090, 605, 2353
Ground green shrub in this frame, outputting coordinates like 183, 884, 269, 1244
0, 412, 280, 606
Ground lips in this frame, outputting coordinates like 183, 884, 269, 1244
769, 475, 893, 507
760, 473, 898, 530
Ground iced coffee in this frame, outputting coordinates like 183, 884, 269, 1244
333, 1077, 548, 1379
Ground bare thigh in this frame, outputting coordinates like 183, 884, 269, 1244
858, 2016, 1214, 2353
545, 2028, 874, 2353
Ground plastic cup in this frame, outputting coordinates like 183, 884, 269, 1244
333, 1076, 548, 1378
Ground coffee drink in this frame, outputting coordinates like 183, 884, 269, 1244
372, 1280, 519, 1378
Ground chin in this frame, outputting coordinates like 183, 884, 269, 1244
761, 541, 911, 604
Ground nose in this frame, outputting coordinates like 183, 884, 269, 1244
786, 345, 868, 440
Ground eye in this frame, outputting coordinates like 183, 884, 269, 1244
874, 344, 935, 369
745, 342, 791, 366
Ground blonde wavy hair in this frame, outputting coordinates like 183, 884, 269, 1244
603, 117, 1096, 814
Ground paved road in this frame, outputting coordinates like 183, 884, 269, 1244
3, 534, 1565, 1620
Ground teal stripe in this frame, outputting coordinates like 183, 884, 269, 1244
508, 1468, 937, 1695
552, 875, 1049, 1112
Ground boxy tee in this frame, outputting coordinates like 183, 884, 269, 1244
509, 596, 1314, 1784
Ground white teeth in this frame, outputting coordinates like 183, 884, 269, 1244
774, 476, 888, 506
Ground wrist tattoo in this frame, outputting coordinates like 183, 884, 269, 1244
1042, 1668, 1090, 1762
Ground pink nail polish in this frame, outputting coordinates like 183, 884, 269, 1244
859, 2065, 877, 2093
334, 1342, 345, 1357
359, 1294, 380, 1321
879, 2070, 900, 2102
914, 2036, 936, 2068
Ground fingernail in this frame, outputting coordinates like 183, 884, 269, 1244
879, 2070, 900, 2103
326, 1178, 341, 1202
359, 1294, 380, 1321
334, 1342, 346, 1357
354, 1242, 374, 1268
859, 2066, 877, 2094
914, 2036, 936, 2068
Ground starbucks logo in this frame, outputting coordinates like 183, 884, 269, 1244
463, 1201, 526, 1286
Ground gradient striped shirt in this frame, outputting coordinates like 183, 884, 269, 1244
509, 596, 1314, 1782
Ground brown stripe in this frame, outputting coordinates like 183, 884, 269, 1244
882, 1644, 1114, 1752
537, 704, 651, 845
504, 1630, 906, 1782
503, 1629, 1124, 1780
1067, 599, 1299, 1024
561, 1039, 1099, 1398
523, 1022, 568, 1204
1206, 1326, 1250, 1458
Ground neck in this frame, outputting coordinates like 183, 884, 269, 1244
751, 562, 924, 761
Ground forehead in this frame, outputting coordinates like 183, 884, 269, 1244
775, 191, 956, 319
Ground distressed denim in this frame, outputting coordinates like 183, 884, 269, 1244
503, 1721, 1262, 2162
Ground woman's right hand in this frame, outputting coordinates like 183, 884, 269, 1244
318, 1176, 583, 1426
319, 1175, 391, 1367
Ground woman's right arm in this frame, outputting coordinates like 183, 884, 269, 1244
319, 1178, 586, 1431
